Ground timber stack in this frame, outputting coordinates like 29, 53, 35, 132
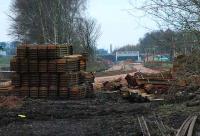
10, 44, 94, 99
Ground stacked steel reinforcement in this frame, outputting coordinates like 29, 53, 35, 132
10, 44, 94, 99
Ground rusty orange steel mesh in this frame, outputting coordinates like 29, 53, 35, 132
11, 44, 94, 99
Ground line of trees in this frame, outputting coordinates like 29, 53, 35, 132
114, 29, 198, 60
114, 0, 200, 60
10, 0, 100, 57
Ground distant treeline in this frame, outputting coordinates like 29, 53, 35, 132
114, 29, 199, 56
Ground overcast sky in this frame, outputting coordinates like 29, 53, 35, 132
88, 0, 157, 50
0, 0, 157, 50
0, 0, 12, 42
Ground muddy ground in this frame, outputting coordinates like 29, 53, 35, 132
0, 92, 199, 136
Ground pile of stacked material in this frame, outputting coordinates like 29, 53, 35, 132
10, 44, 94, 99
125, 71, 173, 94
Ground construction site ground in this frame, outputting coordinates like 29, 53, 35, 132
0, 94, 199, 136
0, 62, 199, 136
95, 62, 159, 83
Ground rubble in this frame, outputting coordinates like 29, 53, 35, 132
0, 96, 23, 109
125, 74, 137, 88
121, 87, 150, 103
0, 80, 13, 96
99, 69, 174, 103
102, 78, 123, 91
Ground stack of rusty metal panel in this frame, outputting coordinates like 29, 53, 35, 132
40, 73, 48, 87
17, 45, 27, 59
39, 60, 47, 72
80, 72, 94, 84
56, 44, 73, 58
39, 87, 48, 98
11, 73, 20, 87
80, 56, 87, 71
66, 72, 81, 86
69, 84, 87, 99
48, 45, 57, 59
11, 44, 94, 99
59, 87, 69, 98
56, 59, 66, 73
38, 45, 47, 59
65, 55, 80, 72
29, 60, 38, 73
21, 74, 29, 87
48, 60, 57, 73
29, 45, 38, 60
10, 57, 18, 72
20, 59, 29, 73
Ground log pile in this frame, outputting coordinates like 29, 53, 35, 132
121, 87, 150, 102
125, 71, 173, 95
100, 71, 173, 102
119, 71, 173, 102
10, 44, 94, 99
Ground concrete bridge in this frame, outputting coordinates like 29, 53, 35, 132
116, 51, 140, 62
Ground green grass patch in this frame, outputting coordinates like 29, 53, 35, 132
144, 61, 173, 69
87, 60, 109, 72
0, 56, 12, 68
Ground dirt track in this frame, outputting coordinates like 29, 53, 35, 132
95, 63, 159, 83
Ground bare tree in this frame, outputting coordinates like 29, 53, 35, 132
76, 18, 101, 58
10, 0, 101, 58
131, 0, 200, 42
10, 0, 87, 44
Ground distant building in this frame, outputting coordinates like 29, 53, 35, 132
116, 51, 140, 62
